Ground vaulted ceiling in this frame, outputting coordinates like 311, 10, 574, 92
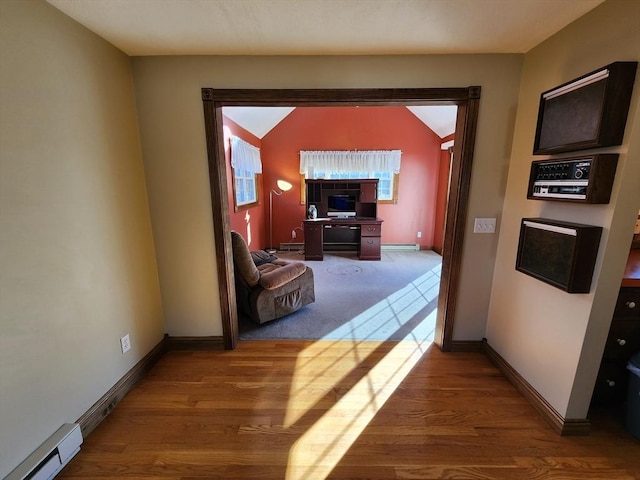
223, 105, 459, 139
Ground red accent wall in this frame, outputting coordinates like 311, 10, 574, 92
222, 116, 266, 250
260, 106, 443, 249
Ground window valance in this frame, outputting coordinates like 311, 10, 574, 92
299, 150, 402, 175
231, 136, 262, 174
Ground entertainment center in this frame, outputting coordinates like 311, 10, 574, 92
303, 179, 382, 261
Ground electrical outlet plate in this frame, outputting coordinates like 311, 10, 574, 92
474, 218, 496, 234
120, 334, 131, 354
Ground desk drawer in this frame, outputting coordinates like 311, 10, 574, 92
592, 360, 628, 405
604, 319, 640, 360
614, 287, 640, 318
360, 224, 382, 237
324, 224, 360, 244
360, 237, 381, 260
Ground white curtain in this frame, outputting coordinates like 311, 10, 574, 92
231, 136, 262, 174
299, 150, 401, 175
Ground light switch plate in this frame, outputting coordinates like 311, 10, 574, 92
474, 218, 496, 234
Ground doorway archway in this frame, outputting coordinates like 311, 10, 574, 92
202, 87, 481, 350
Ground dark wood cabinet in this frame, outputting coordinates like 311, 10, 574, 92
304, 179, 379, 218
303, 222, 324, 261
592, 286, 640, 406
360, 182, 377, 203
360, 237, 381, 260
303, 179, 382, 260
303, 219, 383, 261
359, 221, 382, 260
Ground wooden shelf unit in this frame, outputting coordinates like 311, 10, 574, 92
304, 179, 382, 260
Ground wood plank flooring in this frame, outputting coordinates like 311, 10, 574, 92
60, 340, 640, 479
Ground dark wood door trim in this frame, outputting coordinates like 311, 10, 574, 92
201, 87, 481, 351
436, 88, 481, 350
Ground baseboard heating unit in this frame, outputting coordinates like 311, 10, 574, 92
381, 243, 420, 251
6, 423, 82, 480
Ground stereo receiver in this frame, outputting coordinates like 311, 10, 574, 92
527, 154, 618, 204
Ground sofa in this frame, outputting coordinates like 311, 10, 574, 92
231, 230, 315, 324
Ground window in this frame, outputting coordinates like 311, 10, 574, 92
300, 150, 401, 204
233, 168, 258, 208
230, 136, 262, 210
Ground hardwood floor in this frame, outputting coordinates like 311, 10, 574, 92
60, 340, 640, 479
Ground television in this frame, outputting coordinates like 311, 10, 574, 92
327, 194, 356, 217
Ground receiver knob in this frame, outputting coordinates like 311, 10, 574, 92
617, 338, 627, 346
575, 169, 584, 179
606, 380, 616, 387
627, 301, 636, 309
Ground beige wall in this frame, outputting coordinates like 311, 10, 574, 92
486, 0, 640, 419
0, 1, 164, 476
4, 0, 632, 475
132, 54, 523, 338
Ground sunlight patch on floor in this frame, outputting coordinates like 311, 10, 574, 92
283, 268, 439, 427
284, 265, 440, 479
321, 268, 440, 341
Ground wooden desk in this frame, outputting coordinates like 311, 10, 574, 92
303, 218, 383, 261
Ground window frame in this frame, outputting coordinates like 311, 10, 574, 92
231, 168, 261, 212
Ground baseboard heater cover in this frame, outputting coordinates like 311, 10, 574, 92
279, 243, 420, 252
279, 242, 304, 251
6, 423, 82, 480
381, 243, 420, 251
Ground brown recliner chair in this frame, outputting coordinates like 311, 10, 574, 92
231, 230, 315, 324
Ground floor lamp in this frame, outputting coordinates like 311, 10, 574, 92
268, 179, 293, 253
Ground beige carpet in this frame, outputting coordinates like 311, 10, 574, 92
238, 250, 442, 341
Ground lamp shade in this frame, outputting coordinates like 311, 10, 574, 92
277, 180, 293, 192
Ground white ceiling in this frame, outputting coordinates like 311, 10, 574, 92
223, 107, 296, 139
45, 0, 604, 139
223, 105, 459, 139
46, 0, 604, 56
